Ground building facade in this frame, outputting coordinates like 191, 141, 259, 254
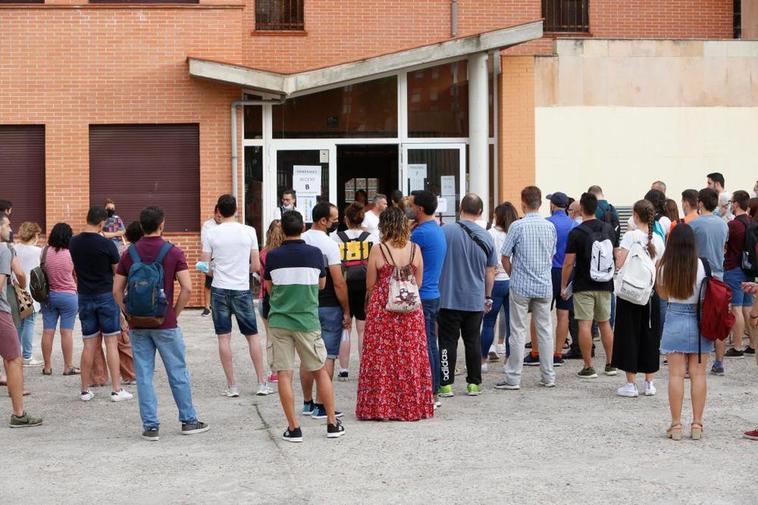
1, 0, 756, 305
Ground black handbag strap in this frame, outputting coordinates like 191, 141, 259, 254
457, 221, 492, 258
695, 257, 712, 363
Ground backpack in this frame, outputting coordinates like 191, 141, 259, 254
30, 246, 49, 303
614, 239, 656, 305
379, 243, 421, 313
124, 242, 173, 328
580, 224, 615, 282
601, 203, 621, 243
697, 258, 735, 349
337, 231, 372, 286
738, 215, 758, 278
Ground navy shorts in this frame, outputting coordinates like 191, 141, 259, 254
318, 306, 343, 359
551, 267, 572, 311
211, 287, 259, 336
78, 293, 121, 339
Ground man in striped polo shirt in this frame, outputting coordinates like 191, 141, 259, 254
264, 211, 345, 442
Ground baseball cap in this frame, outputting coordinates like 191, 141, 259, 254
546, 192, 569, 208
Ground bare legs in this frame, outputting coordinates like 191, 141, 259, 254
81, 334, 121, 393
41, 328, 74, 373
280, 366, 338, 429
667, 352, 707, 429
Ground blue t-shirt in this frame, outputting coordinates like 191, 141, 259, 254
546, 210, 576, 268
438, 220, 498, 311
690, 214, 729, 280
411, 220, 447, 301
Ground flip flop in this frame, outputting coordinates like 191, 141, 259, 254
42, 369, 52, 376
62, 367, 81, 376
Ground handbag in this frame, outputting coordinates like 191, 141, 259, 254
13, 284, 34, 320
379, 243, 421, 313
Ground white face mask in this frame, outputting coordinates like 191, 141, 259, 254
574, 216, 582, 225
752, 191, 758, 199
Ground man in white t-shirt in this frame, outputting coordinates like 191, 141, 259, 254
200, 206, 222, 317
202, 195, 271, 398
361, 194, 387, 236
300, 202, 351, 419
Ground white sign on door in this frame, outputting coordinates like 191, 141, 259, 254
293, 165, 322, 196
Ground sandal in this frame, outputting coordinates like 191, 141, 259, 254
62, 367, 81, 376
691, 422, 703, 440
667, 423, 683, 441
42, 369, 52, 376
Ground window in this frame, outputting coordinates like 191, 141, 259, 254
734, 0, 742, 39
0, 126, 45, 228
89, 0, 197, 3
255, 0, 305, 31
408, 62, 469, 138
542, 0, 589, 32
0, 0, 44, 3
272, 76, 397, 138
89, 124, 200, 233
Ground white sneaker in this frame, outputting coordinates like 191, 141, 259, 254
496, 344, 506, 356
23, 358, 43, 367
221, 385, 240, 398
538, 379, 556, 388
616, 383, 639, 398
111, 389, 133, 402
481, 362, 489, 373
80, 390, 94, 402
644, 380, 656, 396
256, 383, 274, 396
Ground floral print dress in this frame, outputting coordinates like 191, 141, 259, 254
356, 251, 434, 421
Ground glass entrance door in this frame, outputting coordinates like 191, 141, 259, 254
402, 143, 465, 223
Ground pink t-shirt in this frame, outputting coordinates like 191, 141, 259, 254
45, 247, 78, 294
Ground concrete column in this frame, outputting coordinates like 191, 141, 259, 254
744, 0, 758, 39
468, 52, 489, 218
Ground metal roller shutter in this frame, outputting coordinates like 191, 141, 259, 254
0, 125, 46, 228
89, 124, 200, 232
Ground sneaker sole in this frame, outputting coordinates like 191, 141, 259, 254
494, 384, 520, 390
142, 434, 160, 441
710, 371, 725, 376
182, 426, 210, 435
724, 355, 744, 358
9, 421, 43, 428
282, 435, 303, 443
644, 391, 656, 396
111, 396, 133, 402
616, 392, 639, 398
222, 393, 240, 398
743, 433, 758, 441
539, 382, 556, 388
437, 392, 454, 398
256, 391, 274, 396
604, 371, 618, 376
523, 362, 540, 367
326, 430, 345, 439
578, 374, 598, 379
466, 391, 482, 396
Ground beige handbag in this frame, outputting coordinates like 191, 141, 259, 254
13, 284, 34, 320
379, 243, 421, 314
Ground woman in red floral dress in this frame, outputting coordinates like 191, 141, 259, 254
356, 207, 434, 421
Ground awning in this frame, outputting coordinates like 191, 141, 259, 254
188, 20, 542, 98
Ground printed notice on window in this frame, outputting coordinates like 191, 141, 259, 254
293, 165, 322, 196
441, 175, 456, 196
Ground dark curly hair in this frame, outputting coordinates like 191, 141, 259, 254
48, 223, 73, 251
378, 206, 410, 248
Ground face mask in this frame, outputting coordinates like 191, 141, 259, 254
327, 222, 338, 234
107, 208, 115, 217
282, 203, 294, 211
574, 216, 582, 225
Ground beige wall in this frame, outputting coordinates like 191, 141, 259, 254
534, 40, 758, 208
745, 0, 758, 39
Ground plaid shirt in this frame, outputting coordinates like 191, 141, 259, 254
501, 212, 556, 299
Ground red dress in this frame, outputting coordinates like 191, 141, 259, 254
356, 261, 434, 421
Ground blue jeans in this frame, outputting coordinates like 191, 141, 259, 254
15, 312, 36, 360
78, 292, 120, 338
210, 288, 258, 336
422, 298, 441, 394
724, 267, 754, 306
131, 327, 198, 430
481, 280, 510, 358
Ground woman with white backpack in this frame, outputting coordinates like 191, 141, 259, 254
611, 200, 665, 398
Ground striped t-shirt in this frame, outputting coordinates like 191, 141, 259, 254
264, 239, 326, 332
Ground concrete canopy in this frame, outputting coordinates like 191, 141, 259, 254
188, 20, 543, 98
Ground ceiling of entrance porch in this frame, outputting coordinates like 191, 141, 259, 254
188, 20, 542, 98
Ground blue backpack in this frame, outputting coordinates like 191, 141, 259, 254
124, 242, 172, 328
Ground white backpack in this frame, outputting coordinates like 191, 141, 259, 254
589, 238, 615, 282
614, 240, 656, 305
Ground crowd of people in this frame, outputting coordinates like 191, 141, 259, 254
1, 171, 757, 444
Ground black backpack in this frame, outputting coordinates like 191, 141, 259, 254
601, 203, 621, 244
739, 215, 758, 278
337, 231, 372, 286
30, 246, 50, 303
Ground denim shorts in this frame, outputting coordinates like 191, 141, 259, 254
318, 306, 343, 359
211, 287, 258, 336
724, 267, 754, 307
660, 302, 714, 355
551, 267, 572, 311
42, 291, 79, 331
78, 292, 121, 338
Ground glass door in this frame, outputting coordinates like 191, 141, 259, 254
266, 144, 336, 228
401, 143, 465, 223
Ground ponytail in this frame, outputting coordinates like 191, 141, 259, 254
646, 208, 657, 258
633, 199, 657, 258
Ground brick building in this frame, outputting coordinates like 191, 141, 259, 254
1, 0, 757, 305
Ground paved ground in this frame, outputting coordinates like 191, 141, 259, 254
2, 310, 757, 505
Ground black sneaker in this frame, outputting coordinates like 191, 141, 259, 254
311, 404, 344, 420
523, 353, 540, 366
181, 421, 210, 435
337, 370, 349, 381
562, 349, 583, 360
142, 427, 160, 441
201, 308, 211, 317
525, 342, 532, 349
577, 367, 598, 379
282, 426, 303, 443
744, 346, 756, 355
724, 348, 744, 358
326, 420, 345, 439
553, 355, 564, 367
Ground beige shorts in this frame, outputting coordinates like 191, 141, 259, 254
573, 291, 612, 322
269, 327, 327, 372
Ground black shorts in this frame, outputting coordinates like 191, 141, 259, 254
348, 286, 366, 321
551, 267, 572, 311
204, 274, 212, 289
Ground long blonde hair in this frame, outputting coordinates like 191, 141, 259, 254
264, 220, 284, 250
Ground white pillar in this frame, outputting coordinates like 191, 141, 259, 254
468, 52, 489, 219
